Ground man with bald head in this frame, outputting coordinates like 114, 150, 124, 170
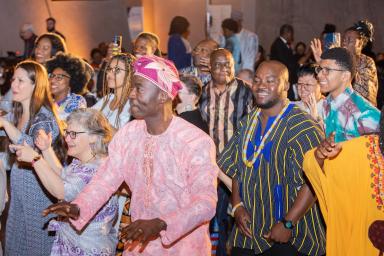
200, 48, 253, 256
219, 60, 326, 255
180, 39, 219, 86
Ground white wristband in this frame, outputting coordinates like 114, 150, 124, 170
231, 202, 244, 217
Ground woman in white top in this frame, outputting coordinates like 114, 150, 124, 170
92, 53, 135, 129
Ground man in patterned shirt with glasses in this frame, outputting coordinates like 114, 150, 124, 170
316, 47, 379, 143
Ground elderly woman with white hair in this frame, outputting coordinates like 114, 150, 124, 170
11, 108, 118, 255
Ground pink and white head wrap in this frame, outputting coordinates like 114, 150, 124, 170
133, 55, 183, 99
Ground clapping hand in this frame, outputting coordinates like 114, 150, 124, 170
35, 129, 52, 152
310, 38, 322, 63
9, 141, 39, 163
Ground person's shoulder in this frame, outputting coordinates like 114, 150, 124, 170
234, 77, 251, 90
242, 28, 258, 37
173, 116, 214, 146
286, 104, 320, 129
361, 54, 376, 66
350, 91, 379, 113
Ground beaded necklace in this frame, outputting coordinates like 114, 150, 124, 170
242, 102, 291, 167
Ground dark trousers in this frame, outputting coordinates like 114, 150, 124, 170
214, 183, 231, 256
231, 243, 307, 256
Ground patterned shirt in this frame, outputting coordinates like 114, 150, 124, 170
200, 78, 253, 153
218, 104, 326, 255
353, 54, 378, 106
71, 117, 219, 255
49, 159, 118, 255
56, 93, 87, 121
319, 87, 380, 143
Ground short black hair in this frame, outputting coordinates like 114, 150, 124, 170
90, 48, 102, 58
320, 47, 356, 78
297, 63, 317, 78
46, 17, 56, 23
221, 18, 239, 33
322, 23, 336, 34
46, 52, 88, 94
280, 24, 293, 36
34, 33, 67, 57
180, 74, 203, 99
168, 16, 190, 35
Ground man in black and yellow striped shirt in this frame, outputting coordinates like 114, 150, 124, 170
218, 60, 325, 256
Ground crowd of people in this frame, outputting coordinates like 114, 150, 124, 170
0, 10, 383, 256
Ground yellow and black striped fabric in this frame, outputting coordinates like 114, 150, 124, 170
218, 104, 326, 256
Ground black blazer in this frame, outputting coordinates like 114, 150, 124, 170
270, 37, 298, 100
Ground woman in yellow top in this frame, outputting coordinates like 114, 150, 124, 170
303, 131, 384, 256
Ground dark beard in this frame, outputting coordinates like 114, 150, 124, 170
47, 28, 54, 32
255, 96, 281, 109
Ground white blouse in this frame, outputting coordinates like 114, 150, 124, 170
92, 94, 131, 129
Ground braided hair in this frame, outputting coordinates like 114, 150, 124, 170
100, 53, 136, 128
348, 20, 374, 47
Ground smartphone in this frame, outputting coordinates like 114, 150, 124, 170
112, 35, 122, 56
323, 32, 340, 50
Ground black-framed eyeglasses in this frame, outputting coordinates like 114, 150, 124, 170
106, 66, 128, 74
64, 130, 87, 139
48, 73, 71, 81
212, 62, 232, 70
297, 83, 317, 90
315, 66, 347, 76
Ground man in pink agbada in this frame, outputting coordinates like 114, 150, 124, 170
43, 55, 219, 255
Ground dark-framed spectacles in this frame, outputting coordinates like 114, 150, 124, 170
315, 66, 347, 76
48, 73, 71, 81
297, 83, 317, 90
106, 66, 128, 74
212, 62, 232, 70
64, 130, 87, 139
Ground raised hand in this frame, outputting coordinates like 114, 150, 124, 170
35, 129, 52, 151
42, 201, 80, 220
304, 92, 319, 120
310, 38, 322, 63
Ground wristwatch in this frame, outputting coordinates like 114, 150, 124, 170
281, 218, 294, 230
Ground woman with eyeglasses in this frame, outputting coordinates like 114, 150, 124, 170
295, 64, 325, 123
0, 60, 66, 255
33, 33, 67, 64
92, 53, 135, 129
10, 108, 118, 255
46, 52, 87, 120
92, 53, 135, 254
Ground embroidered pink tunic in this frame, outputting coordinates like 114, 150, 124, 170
71, 116, 219, 255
